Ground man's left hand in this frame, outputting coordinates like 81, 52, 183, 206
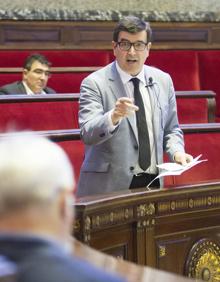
174, 152, 193, 166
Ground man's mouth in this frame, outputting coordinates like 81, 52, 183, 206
37, 82, 44, 87
126, 58, 138, 63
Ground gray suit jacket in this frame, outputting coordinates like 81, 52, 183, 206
77, 62, 185, 197
0, 81, 56, 95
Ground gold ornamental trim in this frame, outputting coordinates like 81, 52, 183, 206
158, 194, 220, 214
83, 216, 91, 242
137, 218, 155, 229
159, 245, 166, 258
91, 207, 133, 228
137, 203, 155, 217
185, 238, 220, 281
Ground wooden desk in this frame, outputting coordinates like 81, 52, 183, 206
74, 183, 220, 280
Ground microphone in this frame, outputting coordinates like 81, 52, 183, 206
146, 77, 154, 87
145, 77, 162, 111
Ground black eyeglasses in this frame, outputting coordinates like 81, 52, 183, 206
117, 41, 148, 51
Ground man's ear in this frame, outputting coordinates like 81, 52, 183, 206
112, 41, 117, 50
59, 191, 67, 219
112, 41, 117, 57
22, 69, 28, 79
147, 42, 152, 51
112, 41, 117, 49
59, 190, 74, 220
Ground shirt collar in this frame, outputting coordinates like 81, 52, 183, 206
22, 81, 46, 95
115, 61, 146, 85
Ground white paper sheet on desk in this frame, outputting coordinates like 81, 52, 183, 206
147, 154, 208, 187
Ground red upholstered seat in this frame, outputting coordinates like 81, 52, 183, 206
0, 71, 91, 94
147, 51, 208, 124
176, 99, 208, 123
110, 50, 201, 90
57, 139, 84, 187
106, 49, 202, 92
0, 73, 22, 87
0, 48, 213, 127
197, 51, 220, 122
147, 50, 200, 91
165, 131, 220, 187
0, 99, 79, 132
0, 49, 217, 124
48, 72, 91, 93
0, 50, 110, 67
0, 50, 111, 93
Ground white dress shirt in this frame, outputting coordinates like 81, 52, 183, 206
108, 62, 157, 174
22, 81, 46, 95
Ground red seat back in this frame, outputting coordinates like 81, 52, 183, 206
0, 97, 79, 132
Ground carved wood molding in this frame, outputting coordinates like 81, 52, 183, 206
157, 193, 220, 215
1, 21, 220, 49
185, 238, 220, 280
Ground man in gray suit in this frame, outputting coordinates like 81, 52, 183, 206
0, 53, 55, 95
77, 16, 193, 197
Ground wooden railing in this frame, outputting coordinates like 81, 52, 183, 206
0, 66, 101, 73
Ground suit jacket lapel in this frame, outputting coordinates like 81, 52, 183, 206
144, 67, 161, 141
17, 81, 27, 94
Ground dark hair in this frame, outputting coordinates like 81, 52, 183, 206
113, 16, 152, 43
23, 53, 51, 70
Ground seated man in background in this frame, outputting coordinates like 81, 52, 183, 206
0, 53, 56, 95
0, 132, 125, 282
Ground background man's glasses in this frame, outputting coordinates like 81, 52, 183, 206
117, 41, 148, 51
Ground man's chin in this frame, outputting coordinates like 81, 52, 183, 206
124, 65, 141, 76
34, 88, 44, 94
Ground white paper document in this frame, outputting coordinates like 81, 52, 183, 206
147, 154, 208, 188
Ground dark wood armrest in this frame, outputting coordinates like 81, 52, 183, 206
0, 129, 81, 142
0, 93, 80, 103
180, 122, 220, 133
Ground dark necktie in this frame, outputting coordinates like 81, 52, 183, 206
130, 78, 151, 170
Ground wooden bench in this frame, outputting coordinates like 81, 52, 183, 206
0, 94, 80, 131
175, 90, 216, 123
0, 129, 83, 187
0, 90, 216, 129
0, 66, 101, 93
165, 123, 220, 187
43, 123, 220, 190
0, 49, 220, 121
1, 122, 219, 192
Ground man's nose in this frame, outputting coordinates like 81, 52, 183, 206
39, 72, 47, 79
128, 45, 136, 54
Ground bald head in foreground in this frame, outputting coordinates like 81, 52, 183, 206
0, 133, 125, 282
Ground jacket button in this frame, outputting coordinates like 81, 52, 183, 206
130, 166, 134, 171
134, 145, 138, 150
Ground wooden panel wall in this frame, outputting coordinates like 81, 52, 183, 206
1, 20, 220, 49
